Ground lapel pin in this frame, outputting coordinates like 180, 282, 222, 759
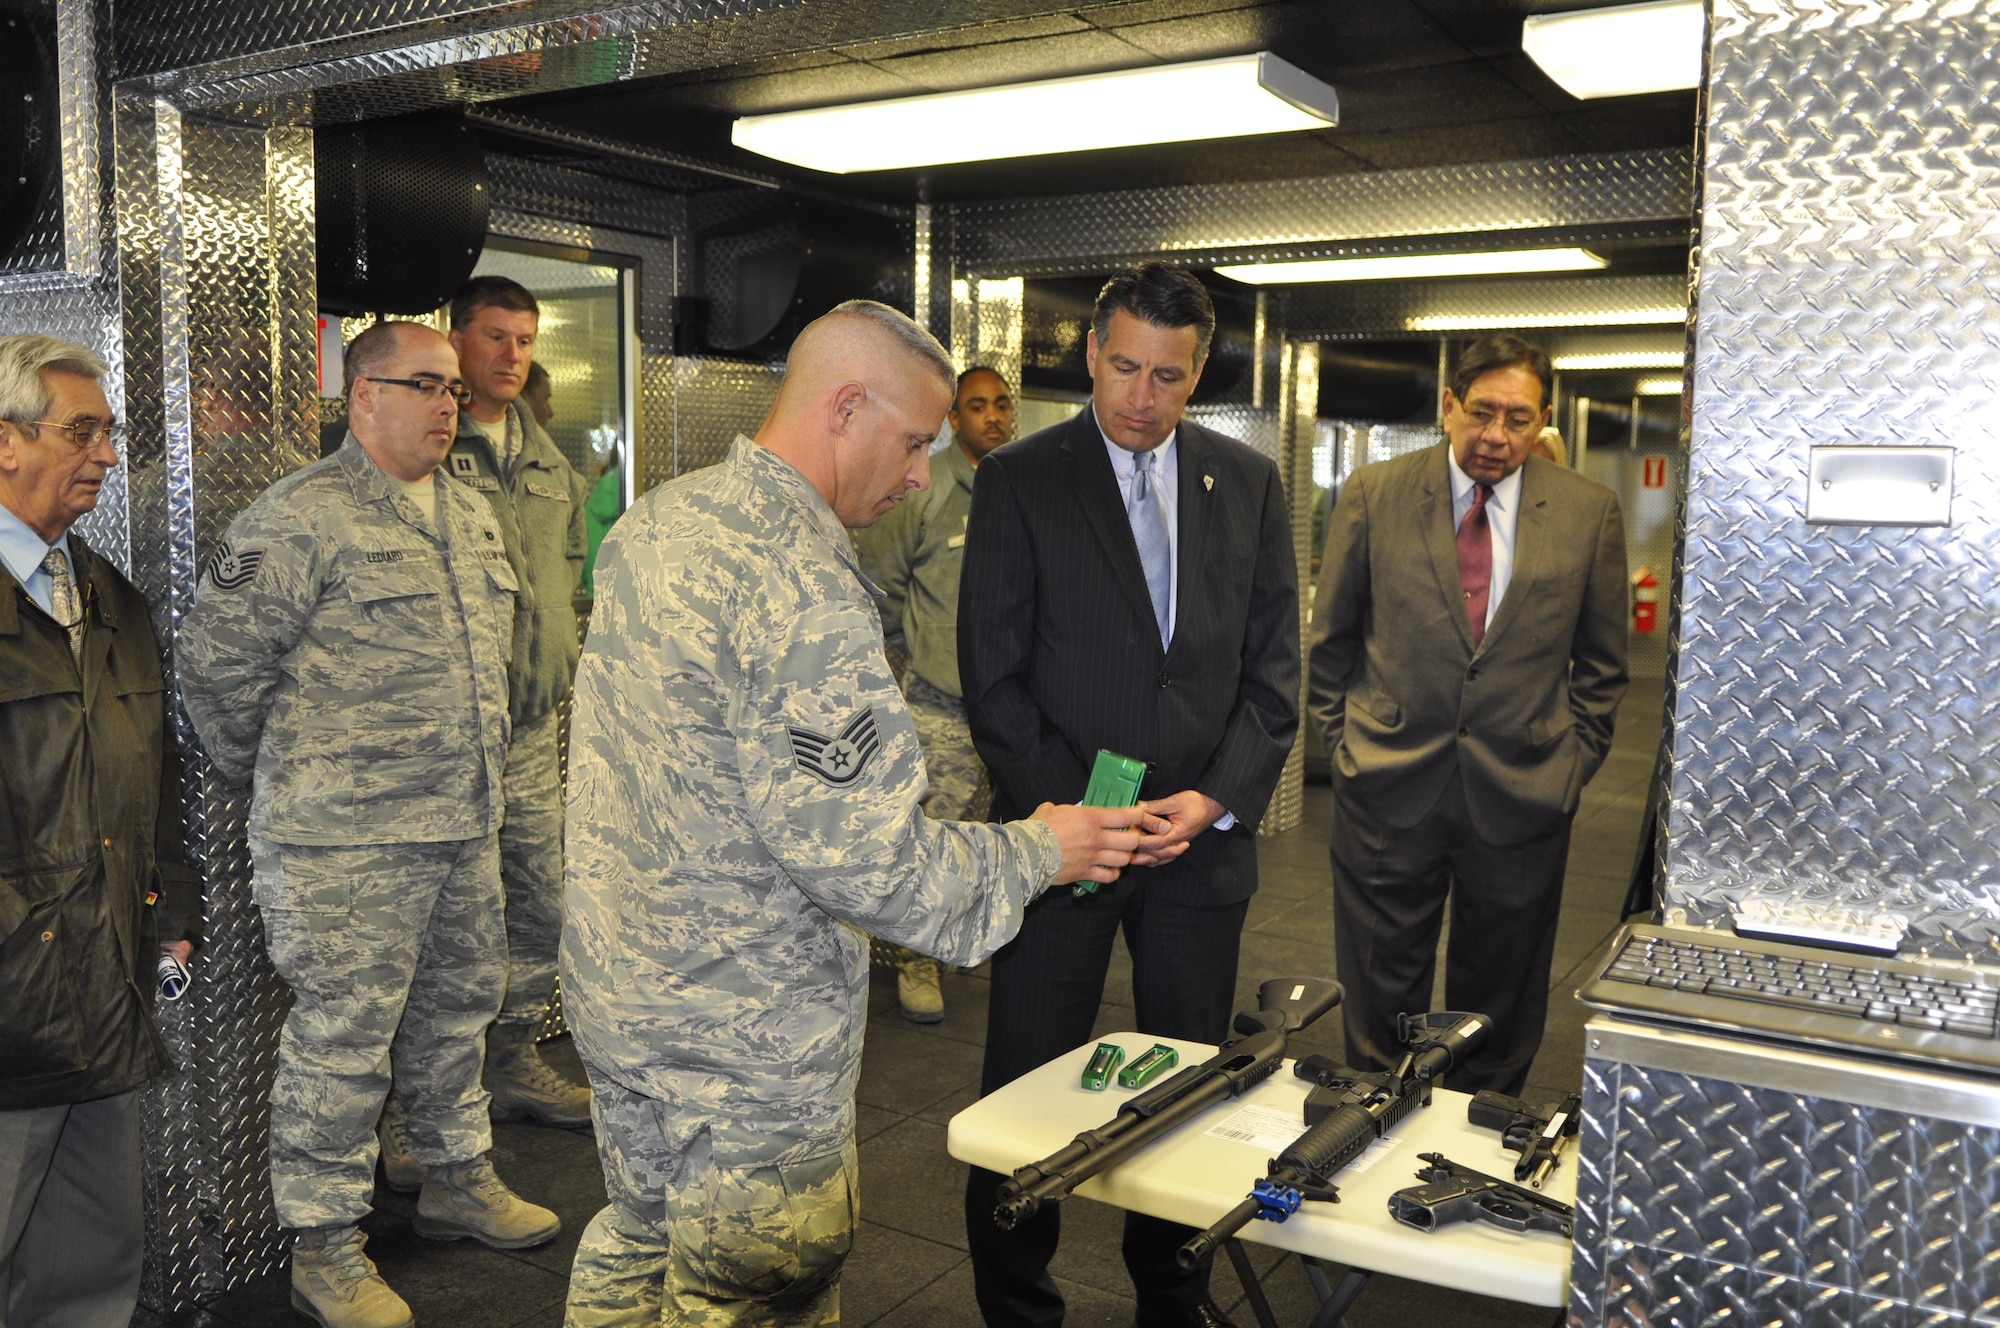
1203, 474, 1214, 491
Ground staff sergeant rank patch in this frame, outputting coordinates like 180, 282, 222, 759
202, 542, 264, 592
787, 708, 882, 787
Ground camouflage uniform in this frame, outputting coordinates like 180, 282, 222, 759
446, 403, 587, 1030
560, 436, 1061, 1325
179, 438, 515, 1230
852, 441, 993, 1010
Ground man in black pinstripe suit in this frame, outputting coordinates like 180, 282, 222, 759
959, 264, 1301, 1328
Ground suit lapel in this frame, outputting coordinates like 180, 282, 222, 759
1060, 411, 1161, 644
1479, 459, 1545, 653
1169, 424, 1214, 663
1421, 444, 1477, 655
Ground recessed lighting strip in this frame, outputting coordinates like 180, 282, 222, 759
1217, 248, 1607, 285
1552, 351, 1686, 370
1522, 0, 1704, 100
732, 53, 1338, 174
1409, 307, 1687, 332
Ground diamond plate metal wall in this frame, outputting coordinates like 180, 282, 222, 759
1263, 342, 1318, 839
670, 355, 784, 475
1573, 1047, 2000, 1326
951, 151, 1695, 277
1666, 0, 2000, 955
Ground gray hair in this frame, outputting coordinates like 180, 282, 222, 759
827, 299, 953, 388
0, 334, 108, 426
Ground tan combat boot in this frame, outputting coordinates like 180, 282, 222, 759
485, 1025, 592, 1127
413, 1156, 562, 1249
897, 954, 945, 1024
290, 1226, 413, 1328
375, 1095, 423, 1195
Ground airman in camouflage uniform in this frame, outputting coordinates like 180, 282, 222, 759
851, 365, 1016, 1022
560, 303, 1151, 1328
180, 322, 560, 1328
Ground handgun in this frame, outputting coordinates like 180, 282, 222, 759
1387, 1152, 1575, 1238
1466, 1088, 1580, 1188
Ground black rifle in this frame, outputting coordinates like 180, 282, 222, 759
1387, 1152, 1575, 1237
1466, 1088, 1582, 1188
993, 977, 1343, 1232
1176, 1010, 1490, 1270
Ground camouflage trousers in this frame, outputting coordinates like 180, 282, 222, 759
252, 834, 505, 1229
885, 675, 994, 972
498, 707, 564, 1028
565, 1069, 858, 1328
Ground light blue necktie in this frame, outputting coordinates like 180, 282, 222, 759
1129, 449, 1171, 648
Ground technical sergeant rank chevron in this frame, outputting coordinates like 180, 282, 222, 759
788, 707, 882, 786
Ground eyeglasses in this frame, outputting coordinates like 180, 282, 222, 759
365, 377, 474, 407
7, 417, 125, 451
1462, 405, 1543, 438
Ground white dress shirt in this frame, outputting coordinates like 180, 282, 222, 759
1447, 448, 1522, 633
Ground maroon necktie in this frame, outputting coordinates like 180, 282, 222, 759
1456, 482, 1493, 646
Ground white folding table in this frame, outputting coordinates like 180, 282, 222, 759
947, 1033, 1574, 1327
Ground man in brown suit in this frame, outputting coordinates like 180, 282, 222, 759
1307, 334, 1628, 1095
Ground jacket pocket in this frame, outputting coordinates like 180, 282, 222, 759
0, 866, 91, 1079
1349, 683, 1402, 728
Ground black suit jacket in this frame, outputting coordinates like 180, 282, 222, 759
959, 409, 1300, 906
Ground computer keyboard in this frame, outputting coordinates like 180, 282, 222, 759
1579, 923, 2000, 1074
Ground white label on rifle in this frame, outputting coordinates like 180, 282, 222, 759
1290, 984, 1304, 1001
1205, 1105, 1305, 1152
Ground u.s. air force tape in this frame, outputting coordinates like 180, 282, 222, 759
202, 542, 264, 592
787, 707, 881, 786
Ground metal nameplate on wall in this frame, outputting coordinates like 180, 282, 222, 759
1805, 445, 1953, 526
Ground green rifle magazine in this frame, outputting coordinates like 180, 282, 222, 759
1074, 749, 1148, 897
1080, 1042, 1126, 1091
1117, 1043, 1179, 1089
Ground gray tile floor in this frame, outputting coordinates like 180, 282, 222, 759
147, 679, 1662, 1328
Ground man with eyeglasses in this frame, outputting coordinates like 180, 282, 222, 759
440, 275, 593, 1138
181, 320, 560, 1328
0, 334, 202, 1328
1307, 333, 1629, 1097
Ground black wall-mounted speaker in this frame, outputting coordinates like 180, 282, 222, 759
316, 113, 491, 315
0, 5, 59, 265
691, 197, 911, 359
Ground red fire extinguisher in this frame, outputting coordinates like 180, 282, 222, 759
1632, 567, 1658, 634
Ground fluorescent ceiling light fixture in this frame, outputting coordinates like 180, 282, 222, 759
1522, 0, 1703, 100
1216, 248, 1606, 285
732, 52, 1338, 174
1406, 307, 1685, 332
1636, 376, 1685, 395
1551, 351, 1684, 370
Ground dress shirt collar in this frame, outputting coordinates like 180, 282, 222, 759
1093, 406, 1178, 483
1446, 445, 1523, 517
0, 500, 68, 595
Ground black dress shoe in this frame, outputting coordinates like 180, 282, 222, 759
1192, 1301, 1237, 1328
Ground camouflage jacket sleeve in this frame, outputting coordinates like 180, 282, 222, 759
177, 496, 323, 786
850, 496, 917, 661
729, 563, 1060, 967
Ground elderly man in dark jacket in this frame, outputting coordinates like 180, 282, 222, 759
0, 334, 200, 1328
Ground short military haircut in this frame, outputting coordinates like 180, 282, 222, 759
449, 275, 539, 331
342, 320, 425, 396
830, 298, 954, 389
1091, 263, 1216, 366
0, 334, 108, 426
1450, 334, 1554, 411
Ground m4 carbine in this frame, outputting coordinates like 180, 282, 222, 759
1176, 1010, 1491, 1270
992, 977, 1343, 1232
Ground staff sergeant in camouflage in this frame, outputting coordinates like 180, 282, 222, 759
560, 301, 1168, 1328
179, 321, 562, 1328
443, 276, 594, 1131
852, 365, 1016, 1024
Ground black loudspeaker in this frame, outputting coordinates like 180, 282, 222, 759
691, 198, 910, 358
0, 5, 59, 265
1317, 341, 1439, 423
315, 113, 490, 315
